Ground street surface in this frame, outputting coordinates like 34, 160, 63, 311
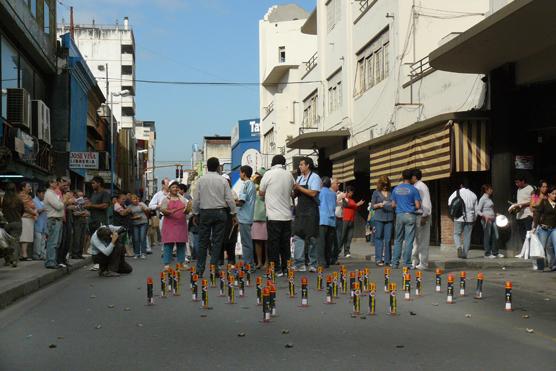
1, 247, 555, 371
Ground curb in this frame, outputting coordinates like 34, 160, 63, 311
348, 253, 531, 271
0, 257, 92, 310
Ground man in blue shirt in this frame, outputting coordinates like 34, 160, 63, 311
318, 177, 337, 267
32, 188, 47, 260
391, 169, 422, 268
237, 165, 256, 271
293, 157, 321, 272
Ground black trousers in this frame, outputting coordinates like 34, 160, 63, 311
72, 218, 88, 257
318, 225, 335, 267
267, 220, 291, 273
92, 241, 133, 274
517, 216, 533, 243
57, 218, 73, 264
196, 209, 227, 276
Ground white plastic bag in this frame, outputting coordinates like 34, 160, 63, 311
529, 232, 546, 259
516, 231, 530, 259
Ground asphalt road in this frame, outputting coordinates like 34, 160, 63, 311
1, 248, 555, 371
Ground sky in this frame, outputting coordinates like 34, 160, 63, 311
57, 0, 315, 184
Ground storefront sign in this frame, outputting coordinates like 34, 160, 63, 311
69, 152, 99, 169
515, 155, 534, 170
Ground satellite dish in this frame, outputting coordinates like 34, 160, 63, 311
241, 149, 263, 171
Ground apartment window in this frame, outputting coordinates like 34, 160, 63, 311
20, 56, 34, 97
326, 0, 341, 32
43, 1, 50, 34
355, 28, 389, 96
263, 128, 276, 154
302, 91, 319, 128
327, 69, 342, 113
1, 36, 19, 118
121, 44, 134, 54
28, 0, 37, 18
121, 86, 135, 96
278, 46, 286, 63
121, 65, 133, 75
121, 107, 134, 117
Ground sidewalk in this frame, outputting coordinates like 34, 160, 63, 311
0, 257, 92, 309
349, 239, 532, 270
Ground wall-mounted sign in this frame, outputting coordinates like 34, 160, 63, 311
241, 149, 263, 171
69, 152, 99, 169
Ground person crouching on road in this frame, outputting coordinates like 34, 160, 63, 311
91, 226, 133, 277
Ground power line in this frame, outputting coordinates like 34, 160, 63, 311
94, 76, 321, 87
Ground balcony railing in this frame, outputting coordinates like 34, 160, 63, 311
1, 123, 53, 172
302, 52, 318, 79
402, 55, 436, 88
263, 101, 274, 120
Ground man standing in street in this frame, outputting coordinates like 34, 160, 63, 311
43, 178, 65, 269
237, 165, 256, 271
449, 180, 478, 259
391, 169, 422, 268
292, 157, 321, 272
411, 169, 432, 270
259, 155, 294, 276
85, 177, 111, 233
192, 157, 237, 276
510, 176, 534, 243
148, 178, 170, 253
318, 177, 337, 268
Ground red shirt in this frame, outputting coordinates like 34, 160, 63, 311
342, 198, 358, 222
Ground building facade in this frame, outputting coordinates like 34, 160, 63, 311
134, 120, 156, 199
0, 0, 57, 182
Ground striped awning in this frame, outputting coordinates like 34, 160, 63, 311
370, 126, 451, 186
332, 158, 355, 183
453, 120, 489, 172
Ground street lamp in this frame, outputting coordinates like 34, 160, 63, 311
110, 89, 130, 195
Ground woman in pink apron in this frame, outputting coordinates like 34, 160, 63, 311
160, 181, 189, 269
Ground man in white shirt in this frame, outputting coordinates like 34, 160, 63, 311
511, 176, 534, 243
448, 181, 478, 259
91, 225, 132, 277
148, 178, 170, 251
411, 169, 432, 270
259, 155, 294, 275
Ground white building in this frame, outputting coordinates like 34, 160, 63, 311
60, 17, 136, 130
259, 4, 318, 169
135, 120, 156, 198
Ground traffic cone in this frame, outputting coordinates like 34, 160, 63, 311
435, 268, 443, 293
415, 271, 422, 296
227, 275, 236, 304
317, 266, 323, 291
404, 273, 411, 301
288, 270, 296, 298
447, 274, 455, 304
256, 276, 263, 305
474, 272, 484, 299
353, 282, 361, 315
201, 279, 209, 309
389, 283, 397, 315
262, 287, 271, 323
160, 271, 167, 298
325, 274, 335, 304
192, 274, 199, 302
147, 277, 154, 305
384, 267, 391, 293
505, 281, 512, 312
459, 271, 466, 296
300, 276, 309, 307
368, 282, 376, 315
209, 264, 217, 288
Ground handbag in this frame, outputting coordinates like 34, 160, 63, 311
516, 231, 530, 259
529, 232, 546, 259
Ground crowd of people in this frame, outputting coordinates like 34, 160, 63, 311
1, 156, 554, 277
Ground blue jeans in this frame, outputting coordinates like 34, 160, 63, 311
392, 213, 416, 267
163, 243, 186, 265
454, 221, 474, 257
293, 235, 317, 269
374, 220, 393, 264
45, 218, 63, 268
239, 223, 254, 267
481, 219, 499, 256
132, 223, 148, 256
537, 227, 556, 266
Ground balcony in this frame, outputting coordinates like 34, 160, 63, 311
263, 101, 274, 120
1, 123, 52, 173
302, 52, 318, 79
402, 55, 435, 88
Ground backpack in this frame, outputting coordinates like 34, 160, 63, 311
448, 189, 465, 220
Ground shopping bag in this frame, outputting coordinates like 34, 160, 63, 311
516, 231, 530, 259
529, 232, 546, 259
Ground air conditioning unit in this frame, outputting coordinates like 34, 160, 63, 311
7, 88, 31, 130
31, 100, 51, 144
